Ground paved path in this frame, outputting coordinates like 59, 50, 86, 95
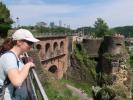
66, 84, 93, 100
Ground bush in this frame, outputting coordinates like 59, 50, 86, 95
94, 86, 116, 100
110, 84, 129, 99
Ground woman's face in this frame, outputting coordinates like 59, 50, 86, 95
17, 40, 33, 52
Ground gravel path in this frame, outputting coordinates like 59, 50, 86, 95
66, 84, 93, 100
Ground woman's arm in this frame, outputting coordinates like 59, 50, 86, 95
7, 62, 35, 87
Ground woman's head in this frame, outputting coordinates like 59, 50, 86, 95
12, 29, 40, 52
0, 29, 40, 53
12, 29, 39, 42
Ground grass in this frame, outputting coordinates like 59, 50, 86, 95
42, 79, 78, 100
60, 79, 93, 96
41, 78, 93, 100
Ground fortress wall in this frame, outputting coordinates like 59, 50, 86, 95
103, 36, 125, 54
82, 38, 103, 57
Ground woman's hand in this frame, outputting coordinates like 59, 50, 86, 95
21, 57, 34, 64
25, 62, 35, 69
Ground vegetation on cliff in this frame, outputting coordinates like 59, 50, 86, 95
129, 52, 133, 67
74, 43, 97, 84
66, 42, 97, 97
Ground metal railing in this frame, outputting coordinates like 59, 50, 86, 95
25, 53, 48, 100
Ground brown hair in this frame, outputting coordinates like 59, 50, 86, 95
0, 38, 16, 54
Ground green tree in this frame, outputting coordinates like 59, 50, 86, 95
94, 18, 109, 37
0, 2, 13, 38
76, 26, 95, 36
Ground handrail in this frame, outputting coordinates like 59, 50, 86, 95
25, 53, 48, 100
27, 73, 38, 100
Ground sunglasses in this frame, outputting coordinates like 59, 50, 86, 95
22, 40, 34, 46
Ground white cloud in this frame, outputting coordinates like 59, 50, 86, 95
5, 0, 44, 5
8, 4, 81, 26
6, 0, 133, 29
81, 0, 133, 28
68, 0, 133, 28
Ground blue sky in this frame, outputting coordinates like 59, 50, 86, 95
3, 0, 133, 29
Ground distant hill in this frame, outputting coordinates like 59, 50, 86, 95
76, 25, 133, 37
112, 25, 133, 37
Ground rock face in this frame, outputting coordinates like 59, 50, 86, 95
99, 36, 128, 70
98, 35, 131, 93
66, 48, 96, 83
67, 54, 85, 81
67, 35, 131, 99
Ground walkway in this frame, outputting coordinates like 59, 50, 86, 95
66, 84, 93, 100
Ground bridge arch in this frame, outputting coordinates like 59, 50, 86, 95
45, 43, 50, 52
60, 41, 64, 52
53, 42, 58, 55
36, 44, 45, 59
45, 43, 51, 58
36, 44, 42, 50
53, 42, 58, 51
48, 65, 57, 73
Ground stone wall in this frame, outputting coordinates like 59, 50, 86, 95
82, 38, 103, 57
99, 36, 128, 73
100, 36, 125, 54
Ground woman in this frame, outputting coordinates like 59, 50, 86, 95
0, 29, 39, 100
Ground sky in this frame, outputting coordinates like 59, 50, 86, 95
2, 0, 133, 29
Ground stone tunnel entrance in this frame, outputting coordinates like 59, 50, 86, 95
48, 65, 57, 73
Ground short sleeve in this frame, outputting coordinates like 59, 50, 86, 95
1, 53, 18, 74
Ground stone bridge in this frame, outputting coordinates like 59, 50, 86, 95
35, 36, 68, 79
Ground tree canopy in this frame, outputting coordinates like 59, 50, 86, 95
94, 18, 110, 37
0, 2, 13, 38
20, 25, 74, 36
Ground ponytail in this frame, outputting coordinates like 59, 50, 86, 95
0, 38, 15, 54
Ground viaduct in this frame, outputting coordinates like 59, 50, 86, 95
35, 36, 68, 79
